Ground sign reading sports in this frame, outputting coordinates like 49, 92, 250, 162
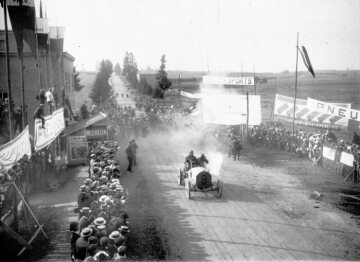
203, 76, 254, 86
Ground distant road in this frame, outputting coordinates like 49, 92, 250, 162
109, 75, 136, 107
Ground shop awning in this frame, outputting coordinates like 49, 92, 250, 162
67, 112, 108, 136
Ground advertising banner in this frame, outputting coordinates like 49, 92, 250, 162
202, 95, 261, 125
322, 146, 336, 161
307, 97, 360, 122
274, 94, 349, 128
0, 126, 31, 170
68, 136, 88, 163
34, 108, 65, 151
203, 76, 254, 86
340, 152, 354, 167
86, 125, 108, 141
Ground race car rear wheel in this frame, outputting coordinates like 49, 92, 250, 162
216, 180, 223, 198
185, 180, 191, 199
177, 168, 183, 185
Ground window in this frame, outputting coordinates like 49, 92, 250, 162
0, 92, 8, 100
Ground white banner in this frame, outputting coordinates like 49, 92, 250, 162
202, 94, 261, 125
36, 18, 49, 34
0, 126, 31, 170
34, 108, 65, 151
322, 146, 336, 161
203, 76, 254, 86
180, 91, 201, 99
274, 94, 349, 128
307, 97, 360, 122
340, 152, 354, 167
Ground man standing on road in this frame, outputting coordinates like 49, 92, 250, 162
131, 139, 138, 166
125, 141, 134, 173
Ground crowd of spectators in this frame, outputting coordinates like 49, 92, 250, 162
247, 121, 360, 162
0, 98, 24, 137
71, 141, 130, 261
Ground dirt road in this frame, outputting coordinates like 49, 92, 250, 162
118, 132, 360, 261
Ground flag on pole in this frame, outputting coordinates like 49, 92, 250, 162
298, 46, 315, 78
39, 0, 43, 18
6, 0, 37, 59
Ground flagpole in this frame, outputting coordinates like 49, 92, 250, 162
35, 24, 43, 92
292, 32, 299, 151
253, 66, 256, 95
3, 1, 14, 139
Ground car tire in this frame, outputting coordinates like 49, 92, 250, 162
216, 180, 223, 198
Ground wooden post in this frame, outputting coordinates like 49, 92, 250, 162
246, 92, 249, 140
0, 221, 32, 250
13, 189, 19, 232
12, 183, 48, 239
3, 1, 13, 139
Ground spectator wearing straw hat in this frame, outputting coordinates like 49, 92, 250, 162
75, 227, 93, 260
69, 221, 80, 261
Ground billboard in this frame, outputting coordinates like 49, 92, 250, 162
203, 76, 254, 86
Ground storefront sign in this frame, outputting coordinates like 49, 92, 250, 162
34, 108, 65, 151
0, 126, 31, 170
86, 125, 107, 141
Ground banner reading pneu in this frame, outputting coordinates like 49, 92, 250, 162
274, 94, 349, 128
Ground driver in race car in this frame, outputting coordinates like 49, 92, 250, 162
197, 153, 209, 167
185, 150, 198, 169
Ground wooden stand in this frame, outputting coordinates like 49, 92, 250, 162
0, 182, 48, 257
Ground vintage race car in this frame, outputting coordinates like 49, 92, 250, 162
177, 163, 223, 199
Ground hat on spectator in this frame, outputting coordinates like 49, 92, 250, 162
90, 154, 96, 158
111, 178, 120, 184
99, 195, 110, 203
80, 227, 93, 237
118, 245, 127, 255
93, 251, 109, 260
80, 207, 91, 213
79, 185, 86, 192
96, 224, 106, 230
119, 226, 130, 233
109, 183, 117, 189
88, 236, 98, 245
99, 176, 107, 181
94, 217, 106, 226
109, 230, 121, 240
84, 178, 92, 185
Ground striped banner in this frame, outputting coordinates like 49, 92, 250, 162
274, 94, 349, 128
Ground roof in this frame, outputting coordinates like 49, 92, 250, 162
67, 112, 108, 135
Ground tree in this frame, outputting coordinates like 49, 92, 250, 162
73, 67, 84, 92
114, 62, 121, 76
122, 52, 139, 87
89, 60, 113, 106
155, 55, 172, 98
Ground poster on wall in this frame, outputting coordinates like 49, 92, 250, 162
322, 146, 336, 161
68, 136, 88, 163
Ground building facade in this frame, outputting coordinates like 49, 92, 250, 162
0, 30, 75, 135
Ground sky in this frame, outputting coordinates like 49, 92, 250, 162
1, 0, 360, 73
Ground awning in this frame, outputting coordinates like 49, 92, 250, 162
67, 112, 108, 135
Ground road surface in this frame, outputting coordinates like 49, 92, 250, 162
119, 130, 360, 261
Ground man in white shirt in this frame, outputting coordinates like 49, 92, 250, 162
45, 88, 55, 114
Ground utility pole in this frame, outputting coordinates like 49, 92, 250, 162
3, 1, 13, 139
292, 32, 300, 153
